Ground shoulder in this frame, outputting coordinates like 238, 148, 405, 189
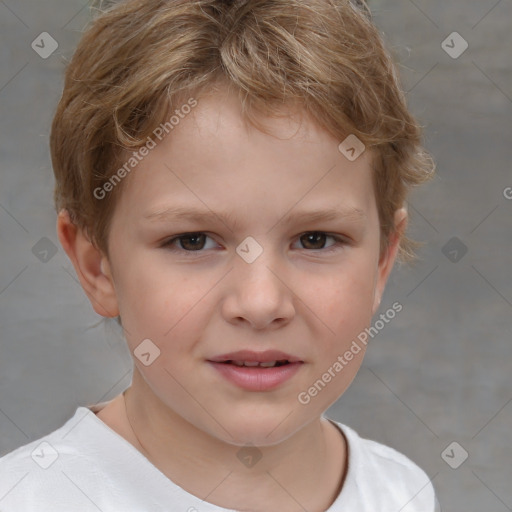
330, 420, 439, 511
0, 406, 199, 512
0, 407, 107, 512
345, 423, 426, 474
0, 407, 92, 467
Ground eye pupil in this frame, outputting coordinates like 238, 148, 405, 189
180, 234, 205, 250
301, 232, 326, 250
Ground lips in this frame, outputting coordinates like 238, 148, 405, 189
207, 350, 304, 391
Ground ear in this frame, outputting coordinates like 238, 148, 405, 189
56, 209, 119, 318
372, 207, 408, 315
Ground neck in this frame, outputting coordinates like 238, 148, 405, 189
120, 367, 347, 512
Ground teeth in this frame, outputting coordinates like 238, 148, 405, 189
230, 360, 286, 367
243, 361, 260, 367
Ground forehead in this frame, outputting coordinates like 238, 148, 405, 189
112, 88, 377, 230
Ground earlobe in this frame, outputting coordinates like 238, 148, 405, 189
372, 207, 408, 315
56, 209, 119, 318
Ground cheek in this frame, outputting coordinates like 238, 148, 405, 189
317, 259, 377, 344
112, 253, 182, 335
117, 262, 218, 362
301, 266, 376, 410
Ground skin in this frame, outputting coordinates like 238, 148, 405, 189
57, 86, 407, 512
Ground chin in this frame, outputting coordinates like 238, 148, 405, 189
208, 411, 305, 447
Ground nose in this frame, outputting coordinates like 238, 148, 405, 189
221, 242, 296, 331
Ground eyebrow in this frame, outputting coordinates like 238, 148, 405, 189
143, 205, 366, 231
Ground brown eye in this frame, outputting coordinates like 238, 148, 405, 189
176, 234, 207, 251
294, 232, 347, 253
299, 232, 329, 250
163, 232, 217, 253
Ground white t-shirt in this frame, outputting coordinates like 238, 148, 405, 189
0, 406, 439, 511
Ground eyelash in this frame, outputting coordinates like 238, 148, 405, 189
161, 232, 349, 256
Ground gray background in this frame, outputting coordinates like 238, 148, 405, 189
1, 1, 511, 510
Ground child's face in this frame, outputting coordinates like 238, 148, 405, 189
95, 88, 404, 445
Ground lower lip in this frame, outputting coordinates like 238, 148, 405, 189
208, 361, 303, 391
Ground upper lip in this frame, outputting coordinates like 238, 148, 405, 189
208, 350, 303, 363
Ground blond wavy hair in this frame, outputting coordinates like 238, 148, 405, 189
50, 0, 434, 264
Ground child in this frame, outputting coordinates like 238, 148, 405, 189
0, 0, 440, 510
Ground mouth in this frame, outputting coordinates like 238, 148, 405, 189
216, 359, 293, 368
208, 349, 303, 365
207, 350, 304, 391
